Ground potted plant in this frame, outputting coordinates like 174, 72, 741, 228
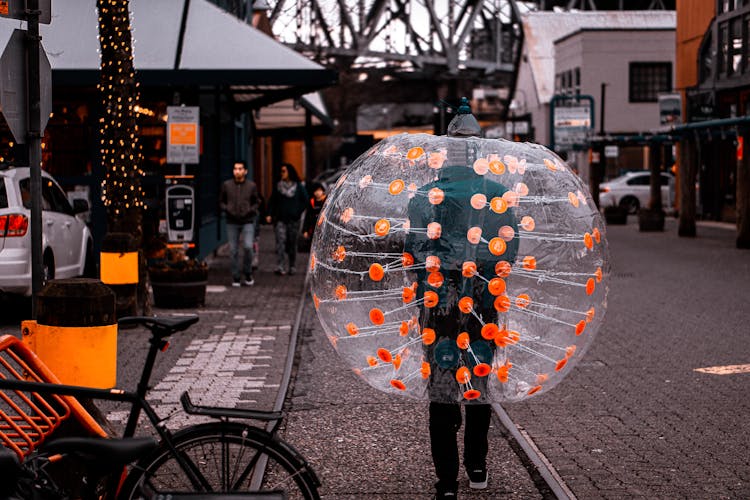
146, 239, 208, 308
603, 201, 628, 225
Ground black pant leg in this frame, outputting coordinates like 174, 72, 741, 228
463, 403, 491, 471
429, 402, 462, 492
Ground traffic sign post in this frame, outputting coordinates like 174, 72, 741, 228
550, 94, 594, 152
167, 105, 200, 175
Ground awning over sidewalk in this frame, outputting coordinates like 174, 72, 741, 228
0, 0, 336, 105
253, 92, 333, 131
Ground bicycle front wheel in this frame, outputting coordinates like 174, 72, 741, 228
120, 422, 320, 500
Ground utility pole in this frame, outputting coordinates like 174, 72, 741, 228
27, 0, 43, 318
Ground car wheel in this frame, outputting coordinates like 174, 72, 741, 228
619, 196, 640, 215
43, 252, 55, 285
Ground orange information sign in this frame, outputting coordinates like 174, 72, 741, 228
0, 2, 9, 15
169, 123, 198, 145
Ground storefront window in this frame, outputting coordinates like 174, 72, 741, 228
629, 62, 673, 103
731, 17, 743, 74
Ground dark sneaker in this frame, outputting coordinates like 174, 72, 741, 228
289, 266, 296, 275
232, 281, 241, 288
243, 277, 255, 286
434, 490, 457, 499
467, 468, 488, 489
275, 267, 287, 276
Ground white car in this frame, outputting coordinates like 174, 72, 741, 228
599, 171, 675, 214
0, 166, 94, 296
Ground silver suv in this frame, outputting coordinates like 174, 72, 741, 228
0, 167, 93, 296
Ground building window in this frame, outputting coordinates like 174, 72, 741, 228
731, 17, 743, 74
629, 62, 672, 102
719, 23, 729, 74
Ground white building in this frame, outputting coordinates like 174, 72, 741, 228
513, 10, 675, 179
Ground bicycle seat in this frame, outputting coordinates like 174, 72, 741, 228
42, 437, 159, 467
118, 315, 199, 338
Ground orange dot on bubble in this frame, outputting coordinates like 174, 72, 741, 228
502, 190, 519, 207
594, 267, 603, 283
428, 187, 445, 205
583, 232, 593, 249
462, 261, 477, 277
516, 293, 531, 308
499, 225, 515, 241
425, 255, 441, 272
497, 365, 510, 383
377, 348, 393, 363
515, 182, 529, 197
494, 295, 511, 313
575, 320, 586, 336
333, 245, 346, 262
341, 207, 354, 223
366, 356, 378, 367
456, 367, 471, 384
427, 222, 442, 239
402, 287, 415, 303
555, 358, 568, 372
544, 158, 558, 171
402, 252, 414, 267
527, 385, 543, 396
566, 345, 577, 357
568, 192, 580, 207
522, 256, 536, 270
490, 197, 507, 214
390, 379, 406, 391
488, 238, 507, 256
346, 322, 359, 336
335, 285, 347, 300
489, 159, 505, 174
427, 271, 444, 288
310, 254, 316, 271
520, 216, 535, 231
585, 278, 595, 295
463, 389, 481, 400
470, 193, 487, 209
421, 361, 431, 379
424, 291, 439, 308
422, 328, 436, 345
467, 227, 482, 244
369, 263, 385, 281
495, 261, 512, 277
473, 158, 489, 175
458, 297, 474, 313
317, 213, 325, 226
389, 179, 405, 195
393, 353, 402, 370
488, 278, 506, 296
428, 151, 446, 169
374, 219, 391, 236
473, 363, 491, 377
481, 323, 499, 340
585, 307, 595, 323
456, 332, 470, 349
407, 146, 424, 160
399, 321, 409, 336
593, 228, 601, 243
369, 308, 385, 325
313, 293, 320, 310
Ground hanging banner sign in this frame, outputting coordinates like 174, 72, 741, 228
167, 106, 200, 164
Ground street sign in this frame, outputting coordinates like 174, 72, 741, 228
550, 94, 594, 151
0, 0, 52, 24
0, 29, 52, 143
604, 145, 619, 158
167, 106, 200, 164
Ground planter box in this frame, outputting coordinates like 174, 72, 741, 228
638, 208, 665, 232
604, 207, 628, 225
149, 266, 207, 308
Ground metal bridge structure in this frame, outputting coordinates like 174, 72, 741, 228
214, 0, 676, 133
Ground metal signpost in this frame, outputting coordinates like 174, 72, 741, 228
0, 0, 52, 318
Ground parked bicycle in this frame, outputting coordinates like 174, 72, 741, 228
0, 315, 320, 499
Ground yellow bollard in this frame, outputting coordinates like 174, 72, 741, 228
22, 278, 117, 388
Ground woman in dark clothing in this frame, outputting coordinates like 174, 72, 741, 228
265, 163, 308, 275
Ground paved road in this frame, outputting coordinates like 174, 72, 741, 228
2, 217, 748, 499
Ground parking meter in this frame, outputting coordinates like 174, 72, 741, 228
165, 184, 195, 242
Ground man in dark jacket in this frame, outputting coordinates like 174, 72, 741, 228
220, 162, 260, 286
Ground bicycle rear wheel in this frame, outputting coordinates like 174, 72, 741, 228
120, 422, 320, 500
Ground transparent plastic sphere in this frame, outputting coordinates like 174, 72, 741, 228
309, 134, 609, 403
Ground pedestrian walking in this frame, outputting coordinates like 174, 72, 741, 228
265, 163, 308, 275
220, 161, 260, 287
299, 182, 327, 252
405, 162, 519, 499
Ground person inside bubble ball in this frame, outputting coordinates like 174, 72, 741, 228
404, 142, 519, 499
